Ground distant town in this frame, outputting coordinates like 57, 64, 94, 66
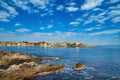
0, 41, 90, 48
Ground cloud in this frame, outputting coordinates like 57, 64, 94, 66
15, 23, 21, 27
81, 0, 104, 10
40, 13, 47, 17
0, 11, 10, 22
66, 6, 79, 12
109, 4, 120, 9
16, 28, 31, 32
84, 10, 109, 24
40, 25, 53, 30
85, 27, 103, 31
0, 28, 4, 30
76, 18, 83, 22
47, 25, 53, 29
13, 0, 30, 11
89, 29, 120, 35
112, 17, 120, 23
0, 1, 18, 22
47, 9, 54, 16
110, 0, 119, 3
69, 2, 76, 6
13, 0, 53, 14
40, 27, 45, 30
70, 22, 80, 26
56, 5, 64, 11
109, 10, 120, 17
0, 31, 86, 42
30, 0, 49, 9
93, 8, 104, 11
1, 2, 18, 16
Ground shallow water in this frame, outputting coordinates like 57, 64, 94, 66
0, 45, 120, 80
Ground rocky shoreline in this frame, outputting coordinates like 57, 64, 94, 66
0, 50, 65, 80
0, 50, 85, 80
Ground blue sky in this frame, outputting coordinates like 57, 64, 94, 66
0, 0, 120, 45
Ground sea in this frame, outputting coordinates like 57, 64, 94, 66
0, 45, 120, 80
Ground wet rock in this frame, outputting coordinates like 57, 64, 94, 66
73, 62, 85, 70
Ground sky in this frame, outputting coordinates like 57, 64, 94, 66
0, 0, 120, 45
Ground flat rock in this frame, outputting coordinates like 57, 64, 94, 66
0, 62, 65, 80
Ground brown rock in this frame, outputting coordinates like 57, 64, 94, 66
0, 50, 42, 69
0, 62, 65, 80
73, 62, 85, 70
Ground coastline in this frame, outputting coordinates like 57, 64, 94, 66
0, 41, 91, 48
0, 50, 65, 80
0, 50, 85, 80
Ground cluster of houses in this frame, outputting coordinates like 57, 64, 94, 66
0, 41, 89, 47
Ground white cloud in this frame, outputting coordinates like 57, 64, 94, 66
110, 0, 119, 3
109, 4, 120, 9
70, 22, 80, 26
93, 8, 104, 11
16, 28, 31, 32
82, 13, 89, 17
0, 11, 10, 22
66, 7, 79, 12
40, 13, 47, 17
13, 0, 55, 14
1, 2, 18, 16
85, 27, 102, 31
0, 1, 18, 22
56, 5, 64, 11
0, 28, 4, 30
89, 29, 120, 35
13, 0, 30, 11
40, 27, 45, 30
109, 10, 120, 17
76, 18, 83, 22
112, 17, 120, 23
81, 0, 104, 10
47, 25, 53, 29
68, 2, 76, 6
47, 9, 54, 16
84, 10, 109, 24
30, 0, 50, 9
15, 23, 21, 27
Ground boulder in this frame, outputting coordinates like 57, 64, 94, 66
73, 62, 85, 70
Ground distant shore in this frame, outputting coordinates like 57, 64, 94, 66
0, 41, 91, 48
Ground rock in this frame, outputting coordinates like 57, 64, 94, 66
0, 50, 42, 69
0, 50, 65, 80
7, 62, 38, 71
73, 62, 85, 70
0, 62, 65, 80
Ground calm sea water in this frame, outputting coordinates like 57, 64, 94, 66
0, 46, 120, 80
